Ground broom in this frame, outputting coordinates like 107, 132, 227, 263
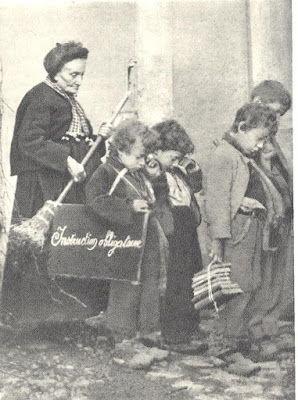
10, 90, 131, 249
2, 91, 132, 315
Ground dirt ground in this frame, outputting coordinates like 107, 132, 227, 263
0, 315, 294, 400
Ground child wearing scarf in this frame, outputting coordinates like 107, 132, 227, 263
204, 103, 278, 357
145, 120, 204, 353
249, 81, 293, 343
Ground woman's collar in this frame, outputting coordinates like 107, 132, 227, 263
44, 76, 75, 98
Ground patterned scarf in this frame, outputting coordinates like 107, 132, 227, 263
44, 76, 92, 143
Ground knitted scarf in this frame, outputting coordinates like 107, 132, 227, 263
44, 76, 91, 142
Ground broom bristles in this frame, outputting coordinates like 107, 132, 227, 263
10, 200, 61, 248
5, 200, 88, 314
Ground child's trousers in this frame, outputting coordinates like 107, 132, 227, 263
216, 213, 264, 341
104, 220, 162, 340
161, 207, 202, 344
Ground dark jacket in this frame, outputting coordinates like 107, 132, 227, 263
150, 164, 202, 235
85, 157, 167, 337
10, 82, 105, 176
85, 156, 152, 226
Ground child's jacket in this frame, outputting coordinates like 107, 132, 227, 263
150, 163, 202, 236
85, 156, 154, 226
205, 140, 251, 239
85, 156, 167, 335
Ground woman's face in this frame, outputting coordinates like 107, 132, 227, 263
54, 58, 87, 95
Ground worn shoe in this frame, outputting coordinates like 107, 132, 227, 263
160, 340, 208, 355
276, 334, 295, 352
225, 352, 261, 376
128, 347, 170, 370
85, 312, 106, 327
250, 341, 279, 362
212, 346, 238, 360
139, 331, 163, 348
191, 329, 209, 341
226, 359, 261, 377
235, 338, 252, 356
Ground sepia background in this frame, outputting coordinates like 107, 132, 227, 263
0, 0, 292, 260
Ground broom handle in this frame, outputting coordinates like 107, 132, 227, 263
56, 90, 131, 204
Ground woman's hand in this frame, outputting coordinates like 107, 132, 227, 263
67, 156, 87, 182
209, 238, 224, 263
133, 199, 150, 213
98, 123, 113, 139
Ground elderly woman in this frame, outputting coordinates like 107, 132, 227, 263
10, 41, 111, 218
4, 41, 111, 323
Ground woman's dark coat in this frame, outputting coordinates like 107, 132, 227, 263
2, 82, 107, 323
10, 82, 106, 218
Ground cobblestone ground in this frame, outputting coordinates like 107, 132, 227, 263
0, 318, 294, 400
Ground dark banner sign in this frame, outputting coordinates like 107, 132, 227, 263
47, 204, 145, 282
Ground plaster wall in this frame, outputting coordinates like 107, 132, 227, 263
0, 0, 292, 172
0, 0, 292, 247
172, 0, 250, 168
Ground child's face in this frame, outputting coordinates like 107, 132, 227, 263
118, 138, 145, 171
155, 150, 182, 170
265, 102, 283, 121
234, 125, 270, 157
253, 98, 283, 121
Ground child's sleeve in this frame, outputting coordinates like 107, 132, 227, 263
85, 166, 135, 225
205, 149, 233, 239
186, 163, 202, 193
176, 161, 202, 193
150, 172, 170, 203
